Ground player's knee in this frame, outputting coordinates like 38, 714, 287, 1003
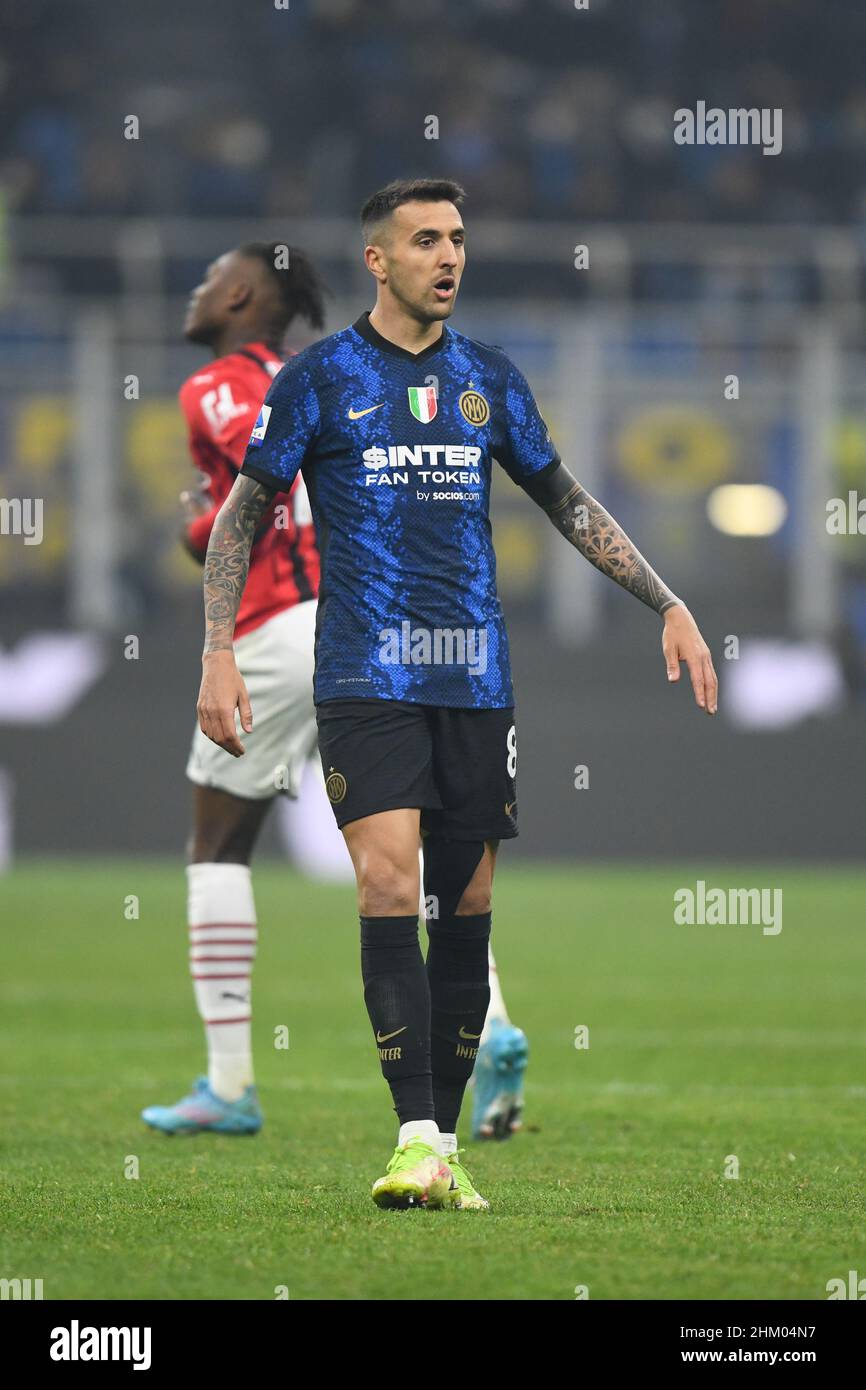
355, 854, 418, 917
423, 836, 489, 920
454, 877, 492, 916
187, 824, 255, 865
189, 787, 270, 866
457, 837, 498, 914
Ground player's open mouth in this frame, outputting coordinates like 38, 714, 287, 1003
433, 278, 455, 300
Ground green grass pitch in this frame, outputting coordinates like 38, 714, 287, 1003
1, 860, 864, 1301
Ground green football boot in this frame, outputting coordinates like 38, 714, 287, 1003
371, 1137, 454, 1210
444, 1149, 489, 1210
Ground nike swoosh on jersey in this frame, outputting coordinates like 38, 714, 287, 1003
348, 403, 385, 419
376, 1026, 408, 1043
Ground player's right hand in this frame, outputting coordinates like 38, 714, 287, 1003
197, 651, 252, 756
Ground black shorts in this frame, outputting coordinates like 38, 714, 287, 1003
316, 698, 518, 841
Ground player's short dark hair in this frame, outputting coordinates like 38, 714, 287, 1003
238, 242, 328, 332
360, 178, 466, 243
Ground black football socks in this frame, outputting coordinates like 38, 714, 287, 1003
425, 911, 492, 1133
360, 915, 435, 1124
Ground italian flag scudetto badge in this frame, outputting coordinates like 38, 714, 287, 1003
407, 385, 438, 423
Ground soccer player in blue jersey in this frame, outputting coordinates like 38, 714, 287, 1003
196, 178, 718, 1210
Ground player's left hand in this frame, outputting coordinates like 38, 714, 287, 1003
180, 481, 211, 523
662, 604, 718, 715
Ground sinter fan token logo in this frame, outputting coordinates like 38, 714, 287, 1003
326, 768, 347, 803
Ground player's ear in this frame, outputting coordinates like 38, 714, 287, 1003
364, 244, 388, 284
227, 279, 255, 311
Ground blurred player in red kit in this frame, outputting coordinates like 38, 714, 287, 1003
141, 243, 327, 1135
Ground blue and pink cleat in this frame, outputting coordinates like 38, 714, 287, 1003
141, 1076, 263, 1136
471, 1019, 529, 1140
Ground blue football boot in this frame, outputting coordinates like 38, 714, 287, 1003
471, 1019, 528, 1140
141, 1076, 262, 1135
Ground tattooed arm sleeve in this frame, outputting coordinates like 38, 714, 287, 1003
521, 461, 681, 615
202, 474, 277, 654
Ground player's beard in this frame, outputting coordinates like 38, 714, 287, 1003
426, 299, 455, 323
391, 271, 457, 328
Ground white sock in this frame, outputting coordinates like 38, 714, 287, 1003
438, 1131, 458, 1158
187, 862, 257, 1102
398, 1119, 440, 1150
481, 944, 509, 1044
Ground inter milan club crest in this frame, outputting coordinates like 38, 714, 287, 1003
459, 389, 489, 426
325, 768, 347, 804
407, 385, 438, 424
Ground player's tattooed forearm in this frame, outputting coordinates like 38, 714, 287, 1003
546, 483, 680, 615
202, 476, 275, 653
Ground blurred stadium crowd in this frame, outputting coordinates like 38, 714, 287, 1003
3, 0, 865, 232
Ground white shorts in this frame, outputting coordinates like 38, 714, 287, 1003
186, 601, 318, 801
